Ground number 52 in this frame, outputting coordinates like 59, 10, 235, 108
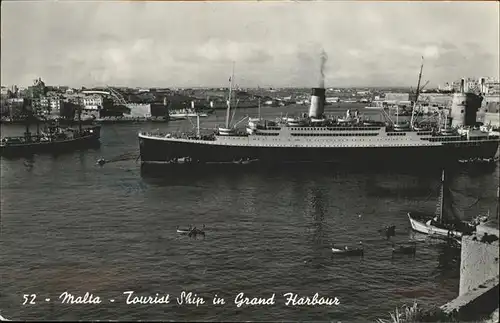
23, 294, 36, 305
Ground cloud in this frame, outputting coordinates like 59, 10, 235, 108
1, 1, 498, 88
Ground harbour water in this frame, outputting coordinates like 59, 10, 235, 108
1, 105, 499, 321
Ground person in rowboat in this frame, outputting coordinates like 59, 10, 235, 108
427, 216, 439, 227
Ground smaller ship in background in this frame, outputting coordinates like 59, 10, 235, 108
0, 105, 101, 157
168, 101, 209, 120
169, 109, 208, 120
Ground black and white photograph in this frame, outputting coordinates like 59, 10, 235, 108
1, 0, 499, 321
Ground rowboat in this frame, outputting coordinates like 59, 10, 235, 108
176, 226, 192, 234
331, 243, 364, 256
176, 225, 206, 236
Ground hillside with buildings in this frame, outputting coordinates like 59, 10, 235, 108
1, 76, 499, 126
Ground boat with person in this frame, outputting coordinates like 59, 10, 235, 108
407, 170, 488, 238
331, 242, 364, 256
138, 58, 499, 166
176, 225, 205, 236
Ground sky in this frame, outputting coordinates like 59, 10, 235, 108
1, 1, 499, 88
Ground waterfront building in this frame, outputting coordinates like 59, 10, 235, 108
5, 98, 31, 117
83, 94, 103, 110
384, 92, 410, 102
446, 77, 500, 95
49, 98, 64, 113
27, 78, 46, 99
1, 86, 10, 98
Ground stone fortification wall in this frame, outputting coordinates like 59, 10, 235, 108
459, 228, 499, 296
440, 227, 499, 320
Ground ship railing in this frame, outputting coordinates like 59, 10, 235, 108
0, 134, 51, 144
141, 130, 214, 141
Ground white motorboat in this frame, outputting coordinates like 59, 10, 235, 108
407, 213, 463, 238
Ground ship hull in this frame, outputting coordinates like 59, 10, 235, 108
138, 135, 499, 167
1, 126, 101, 157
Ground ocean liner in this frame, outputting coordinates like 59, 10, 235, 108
138, 64, 500, 166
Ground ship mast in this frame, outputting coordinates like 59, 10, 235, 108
225, 62, 235, 129
77, 104, 83, 133
24, 104, 32, 141
196, 114, 200, 139
258, 97, 261, 120
436, 169, 445, 223
410, 56, 424, 130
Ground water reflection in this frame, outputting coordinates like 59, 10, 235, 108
139, 162, 479, 183
23, 156, 35, 171
433, 243, 461, 285
364, 174, 437, 199
304, 185, 329, 264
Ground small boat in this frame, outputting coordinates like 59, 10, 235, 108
363, 121, 384, 126
168, 157, 194, 164
331, 243, 364, 256
96, 158, 106, 166
392, 242, 417, 256
408, 213, 464, 238
232, 158, 258, 165
176, 226, 192, 234
176, 225, 206, 236
188, 225, 206, 237
393, 122, 411, 131
408, 170, 479, 238
0, 311, 11, 321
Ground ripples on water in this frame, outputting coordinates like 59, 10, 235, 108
1, 107, 498, 321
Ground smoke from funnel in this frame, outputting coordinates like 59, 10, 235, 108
319, 49, 328, 88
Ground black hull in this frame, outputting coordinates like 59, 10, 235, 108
1, 126, 101, 158
0, 119, 95, 126
139, 136, 500, 168
96, 118, 168, 124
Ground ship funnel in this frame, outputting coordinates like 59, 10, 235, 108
308, 88, 326, 118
